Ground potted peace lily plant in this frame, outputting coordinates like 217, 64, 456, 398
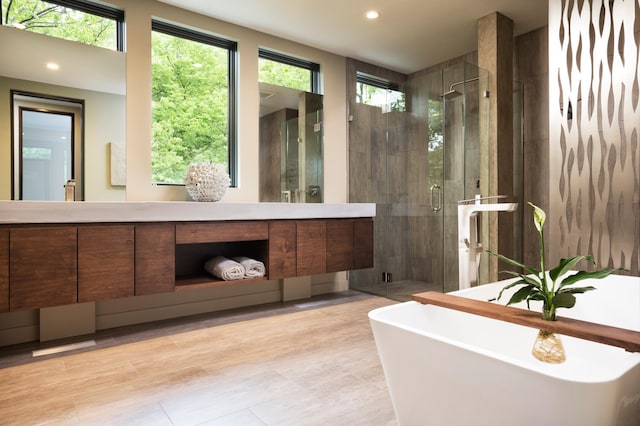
487, 202, 616, 363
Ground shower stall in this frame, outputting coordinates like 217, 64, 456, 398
349, 62, 513, 300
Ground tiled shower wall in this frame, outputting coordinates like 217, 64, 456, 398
406, 59, 484, 292
347, 59, 442, 291
347, 55, 482, 293
549, 0, 640, 274
349, 105, 431, 289
515, 27, 550, 268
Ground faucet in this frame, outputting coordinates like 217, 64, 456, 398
457, 196, 517, 290
64, 179, 76, 202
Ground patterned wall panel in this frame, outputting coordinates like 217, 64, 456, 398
549, 0, 639, 274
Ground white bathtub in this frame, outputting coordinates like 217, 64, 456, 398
369, 274, 640, 426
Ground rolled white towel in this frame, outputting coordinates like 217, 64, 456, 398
232, 256, 266, 278
204, 256, 245, 281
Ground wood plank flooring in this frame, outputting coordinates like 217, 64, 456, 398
0, 291, 398, 425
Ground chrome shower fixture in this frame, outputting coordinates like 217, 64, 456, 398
441, 76, 480, 99
442, 89, 463, 100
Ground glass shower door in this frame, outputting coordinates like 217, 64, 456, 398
382, 105, 445, 299
439, 63, 489, 292
349, 63, 490, 301
349, 86, 446, 300
279, 92, 323, 203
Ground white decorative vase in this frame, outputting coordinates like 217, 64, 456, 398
184, 162, 230, 202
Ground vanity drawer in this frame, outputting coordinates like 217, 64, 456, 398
176, 221, 269, 244
10, 226, 78, 311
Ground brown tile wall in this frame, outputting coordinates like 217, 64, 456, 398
514, 27, 550, 268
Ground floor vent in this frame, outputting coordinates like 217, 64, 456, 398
293, 300, 331, 309
32, 340, 96, 357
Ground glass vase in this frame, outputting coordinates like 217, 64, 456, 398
532, 329, 566, 363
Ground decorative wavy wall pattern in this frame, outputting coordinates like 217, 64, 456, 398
549, 0, 639, 274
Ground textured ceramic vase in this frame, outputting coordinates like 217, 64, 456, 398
184, 162, 230, 202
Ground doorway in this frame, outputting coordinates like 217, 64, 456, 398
12, 92, 83, 201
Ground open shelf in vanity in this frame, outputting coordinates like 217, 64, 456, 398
175, 240, 269, 289
174, 221, 270, 289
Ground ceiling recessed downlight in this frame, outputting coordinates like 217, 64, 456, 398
46, 62, 60, 70
365, 10, 379, 20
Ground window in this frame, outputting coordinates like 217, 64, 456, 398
259, 49, 320, 93
151, 21, 237, 186
356, 72, 405, 112
1, 0, 124, 51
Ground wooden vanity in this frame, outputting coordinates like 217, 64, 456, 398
0, 201, 375, 313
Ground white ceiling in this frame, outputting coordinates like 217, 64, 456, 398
157, 0, 549, 74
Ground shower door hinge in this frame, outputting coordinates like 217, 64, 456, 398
382, 272, 392, 282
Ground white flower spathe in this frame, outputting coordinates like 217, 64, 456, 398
184, 162, 230, 202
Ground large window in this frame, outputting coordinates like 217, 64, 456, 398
259, 49, 320, 93
356, 72, 405, 112
1, 0, 124, 50
151, 21, 237, 186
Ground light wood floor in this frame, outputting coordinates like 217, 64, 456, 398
0, 292, 398, 425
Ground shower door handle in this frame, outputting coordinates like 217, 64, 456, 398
430, 184, 442, 212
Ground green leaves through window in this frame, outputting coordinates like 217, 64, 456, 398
151, 21, 237, 186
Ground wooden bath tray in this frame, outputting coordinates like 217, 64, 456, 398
412, 291, 640, 352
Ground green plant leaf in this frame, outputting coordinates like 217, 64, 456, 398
528, 202, 546, 233
558, 286, 596, 294
499, 271, 543, 289
558, 268, 617, 288
518, 274, 544, 289
486, 250, 540, 275
497, 279, 529, 301
506, 285, 535, 305
525, 290, 546, 309
548, 255, 595, 281
528, 291, 546, 301
553, 292, 576, 309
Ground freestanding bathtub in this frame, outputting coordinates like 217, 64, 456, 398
369, 274, 640, 426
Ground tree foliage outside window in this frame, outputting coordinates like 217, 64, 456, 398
356, 82, 406, 112
1, 0, 118, 50
151, 29, 231, 185
427, 98, 444, 184
258, 57, 311, 92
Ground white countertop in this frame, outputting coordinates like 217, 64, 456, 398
0, 201, 376, 224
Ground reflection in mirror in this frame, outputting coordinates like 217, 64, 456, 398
259, 82, 323, 203
0, 26, 125, 201
14, 95, 81, 201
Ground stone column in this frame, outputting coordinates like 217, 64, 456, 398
478, 12, 514, 282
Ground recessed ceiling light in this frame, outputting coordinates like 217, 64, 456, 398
365, 10, 380, 20
46, 62, 59, 70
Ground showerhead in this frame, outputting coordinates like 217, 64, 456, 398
442, 89, 462, 100
442, 76, 480, 100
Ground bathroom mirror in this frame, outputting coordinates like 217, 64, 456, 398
259, 82, 323, 203
0, 26, 126, 201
